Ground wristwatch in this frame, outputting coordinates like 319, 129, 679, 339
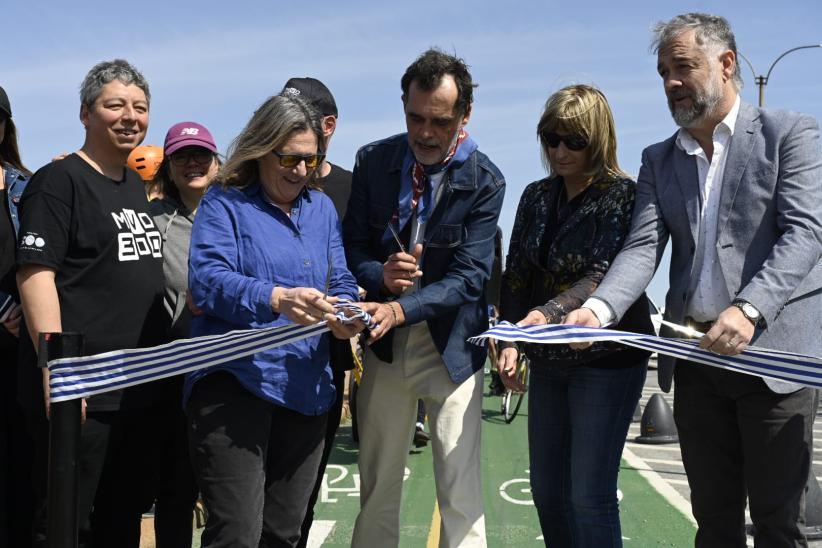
731, 299, 762, 327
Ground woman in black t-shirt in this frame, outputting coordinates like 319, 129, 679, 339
16, 60, 163, 548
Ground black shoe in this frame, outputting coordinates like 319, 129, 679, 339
413, 426, 430, 448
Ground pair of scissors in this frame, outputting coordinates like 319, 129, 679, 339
658, 319, 705, 338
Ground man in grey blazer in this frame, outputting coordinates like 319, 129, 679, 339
566, 13, 822, 548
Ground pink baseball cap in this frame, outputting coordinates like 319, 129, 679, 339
164, 121, 217, 156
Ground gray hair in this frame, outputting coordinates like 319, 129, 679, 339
80, 59, 151, 108
218, 94, 324, 188
651, 13, 743, 90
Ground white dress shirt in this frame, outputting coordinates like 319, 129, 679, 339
584, 95, 741, 326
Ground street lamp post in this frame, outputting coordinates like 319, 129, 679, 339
738, 45, 822, 107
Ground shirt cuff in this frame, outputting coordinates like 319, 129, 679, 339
581, 297, 616, 328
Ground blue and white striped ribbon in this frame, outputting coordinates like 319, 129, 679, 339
48, 301, 374, 403
471, 322, 822, 388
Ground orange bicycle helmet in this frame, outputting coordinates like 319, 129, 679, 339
127, 145, 164, 182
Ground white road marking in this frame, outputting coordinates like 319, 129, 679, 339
641, 458, 685, 467
306, 520, 335, 547
622, 447, 696, 526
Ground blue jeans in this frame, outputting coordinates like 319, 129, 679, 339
528, 357, 647, 548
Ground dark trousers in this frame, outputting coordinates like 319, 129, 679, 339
187, 372, 327, 548
298, 369, 345, 548
89, 410, 168, 548
674, 361, 815, 548
150, 407, 198, 548
29, 407, 162, 548
528, 358, 647, 547
96, 403, 197, 548
1, 342, 35, 548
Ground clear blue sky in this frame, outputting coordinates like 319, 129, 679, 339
5, 0, 821, 305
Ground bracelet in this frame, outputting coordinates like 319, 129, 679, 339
387, 302, 400, 325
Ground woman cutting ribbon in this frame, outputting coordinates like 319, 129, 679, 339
185, 93, 365, 548
498, 84, 653, 547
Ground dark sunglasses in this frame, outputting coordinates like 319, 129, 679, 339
271, 150, 325, 169
170, 150, 215, 166
542, 132, 588, 151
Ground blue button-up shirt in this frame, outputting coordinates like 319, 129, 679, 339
186, 182, 358, 415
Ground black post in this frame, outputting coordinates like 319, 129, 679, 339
39, 332, 84, 548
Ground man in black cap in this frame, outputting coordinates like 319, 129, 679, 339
281, 77, 356, 547
282, 77, 351, 219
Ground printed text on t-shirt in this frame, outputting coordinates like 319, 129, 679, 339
111, 208, 162, 261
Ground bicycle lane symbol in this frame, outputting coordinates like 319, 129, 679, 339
321, 464, 412, 503
499, 469, 533, 506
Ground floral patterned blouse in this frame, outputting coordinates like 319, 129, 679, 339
500, 175, 651, 365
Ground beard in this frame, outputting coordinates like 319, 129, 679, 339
667, 72, 724, 128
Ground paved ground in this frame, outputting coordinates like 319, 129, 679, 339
300, 385, 695, 547
623, 360, 822, 548
141, 359, 822, 546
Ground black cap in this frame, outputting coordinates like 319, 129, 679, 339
282, 77, 338, 117
0, 86, 11, 119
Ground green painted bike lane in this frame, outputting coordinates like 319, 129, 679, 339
308, 371, 696, 547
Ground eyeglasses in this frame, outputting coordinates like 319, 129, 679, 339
542, 132, 588, 151
271, 150, 325, 169
170, 150, 215, 166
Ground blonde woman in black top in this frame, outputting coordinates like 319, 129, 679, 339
498, 84, 653, 547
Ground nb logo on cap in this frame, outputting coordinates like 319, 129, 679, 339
181, 128, 200, 136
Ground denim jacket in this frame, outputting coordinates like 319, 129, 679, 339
4, 164, 28, 236
2, 164, 28, 304
343, 133, 505, 383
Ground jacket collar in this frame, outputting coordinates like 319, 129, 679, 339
717, 101, 760, 235
669, 100, 760, 244
243, 180, 313, 205
3, 163, 28, 192
387, 133, 478, 190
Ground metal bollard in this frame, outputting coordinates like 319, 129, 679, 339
38, 332, 84, 548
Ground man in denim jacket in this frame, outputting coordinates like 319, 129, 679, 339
343, 49, 505, 547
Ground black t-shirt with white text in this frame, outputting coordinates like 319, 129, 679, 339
17, 153, 164, 411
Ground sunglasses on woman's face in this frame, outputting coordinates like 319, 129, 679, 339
170, 150, 215, 166
271, 150, 325, 169
543, 132, 588, 151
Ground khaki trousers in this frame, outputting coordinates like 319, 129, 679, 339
351, 323, 486, 547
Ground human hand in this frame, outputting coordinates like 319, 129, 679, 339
382, 244, 423, 295
271, 287, 337, 325
186, 292, 204, 316
563, 307, 601, 349
497, 346, 527, 392
324, 311, 365, 340
699, 305, 754, 356
2, 303, 22, 338
359, 301, 404, 343
517, 310, 548, 327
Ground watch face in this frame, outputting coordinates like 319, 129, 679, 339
742, 303, 760, 319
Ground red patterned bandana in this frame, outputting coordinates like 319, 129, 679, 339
411, 129, 468, 213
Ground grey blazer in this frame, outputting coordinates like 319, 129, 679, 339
593, 101, 822, 393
